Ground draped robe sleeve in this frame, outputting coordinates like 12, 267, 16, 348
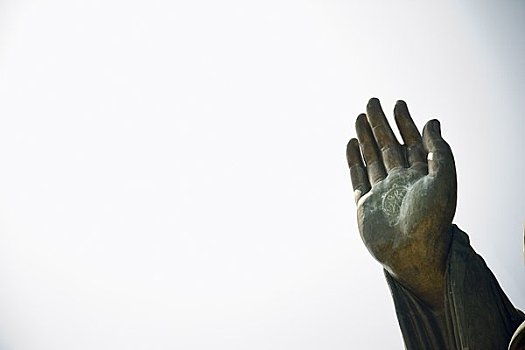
384, 225, 525, 349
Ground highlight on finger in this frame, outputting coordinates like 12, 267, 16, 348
422, 119, 455, 178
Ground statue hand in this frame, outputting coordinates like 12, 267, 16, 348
346, 98, 457, 309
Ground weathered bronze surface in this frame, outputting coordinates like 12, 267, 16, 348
346, 98, 525, 349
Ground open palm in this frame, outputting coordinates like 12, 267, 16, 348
347, 98, 457, 308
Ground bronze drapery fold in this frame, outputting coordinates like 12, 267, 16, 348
385, 225, 524, 349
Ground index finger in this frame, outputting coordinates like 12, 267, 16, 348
366, 98, 405, 171
394, 100, 426, 167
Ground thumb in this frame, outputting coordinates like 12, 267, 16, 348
422, 119, 455, 178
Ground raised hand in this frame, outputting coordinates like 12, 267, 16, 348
346, 98, 457, 309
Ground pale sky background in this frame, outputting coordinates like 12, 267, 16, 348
0, 0, 523, 349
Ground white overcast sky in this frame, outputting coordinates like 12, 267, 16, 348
0, 0, 523, 349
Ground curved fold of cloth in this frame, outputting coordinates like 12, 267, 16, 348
385, 225, 525, 349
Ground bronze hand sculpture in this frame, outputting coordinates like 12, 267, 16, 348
346, 98, 524, 349
347, 98, 456, 310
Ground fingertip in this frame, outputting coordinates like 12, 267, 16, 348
346, 138, 364, 167
395, 99, 406, 107
422, 119, 443, 148
367, 97, 380, 108
394, 100, 408, 114
423, 119, 435, 133
366, 98, 387, 126
424, 119, 441, 134
347, 138, 359, 151
355, 113, 367, 127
